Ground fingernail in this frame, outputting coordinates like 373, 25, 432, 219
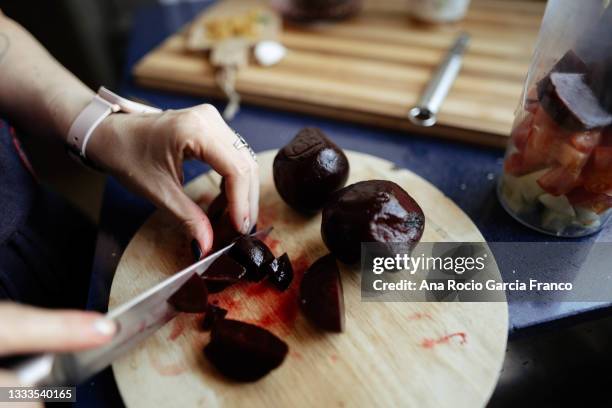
94, 318, 116, 336
241, 218, 250, 234
191, 239, 203, 261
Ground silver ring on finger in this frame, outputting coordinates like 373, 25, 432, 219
232, 131, 257, 162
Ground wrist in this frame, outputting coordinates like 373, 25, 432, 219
64, 87, 162, 163
47, 87, 95, 138
85, 113, 124, 171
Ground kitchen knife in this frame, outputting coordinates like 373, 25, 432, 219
13, 227, 272, 386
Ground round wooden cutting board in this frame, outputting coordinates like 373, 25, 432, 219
110, 150, 508, 408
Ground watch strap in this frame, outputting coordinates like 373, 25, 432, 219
66, 87, 162, 159
67, 95, 119, 159
97, 87, 162, 115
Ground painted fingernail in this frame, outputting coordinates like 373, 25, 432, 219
191, 239, 203, 261
241, 218, 250, 234
94, 318, 116, 336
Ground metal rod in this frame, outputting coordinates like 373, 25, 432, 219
408, 32, 471, 127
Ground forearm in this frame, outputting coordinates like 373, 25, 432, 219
0, 11, 94, 140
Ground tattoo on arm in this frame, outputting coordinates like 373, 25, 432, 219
0, 33, 9, 63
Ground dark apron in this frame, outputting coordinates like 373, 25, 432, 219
0, 119, 95, 309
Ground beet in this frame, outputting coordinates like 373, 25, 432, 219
588, 57, 612, 113
537, 72, 612, 130
207, 192, 244, 250
207, 190, 227, 222
168, 274, 209, 313
299, 254, 344, 332
204, 319, 289, 381
263, 253, 294, 291
273, 127, 349, 214
321, 180, 425, 264
201, 304, 228, 331
228, 236, 275, 281
548, 50, 587, 75
203, 253, 247, 293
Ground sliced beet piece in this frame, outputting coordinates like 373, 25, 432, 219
299, 254, 345, 332
204, 319, 289, 382
548, 50, 588, 75
168, 273, 208, 313
203, 253, 247, 293
537, 72, 612, 130
228, 236, 274, 281
588, 57, 612, 113
201, 304, 228, 331
263, 253, 294, 291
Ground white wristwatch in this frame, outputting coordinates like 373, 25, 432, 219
67, 87, 162, 160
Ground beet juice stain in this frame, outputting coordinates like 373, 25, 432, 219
207, 254, 309, 335
421, 332, 467, 349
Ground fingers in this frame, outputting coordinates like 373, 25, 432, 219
220, 152, 252, 234
184, 105, 258, 233
239, 148, 259, 228
161, 181, 215, 255
0, 303, 116, 356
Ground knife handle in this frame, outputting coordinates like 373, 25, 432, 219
13, 354, 55, 386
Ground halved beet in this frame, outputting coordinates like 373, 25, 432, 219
263, 253, 294, 291
168, 274, 208, 313
537, 72, 612, 130
201, 304, 228, 331
204, 319, 289, 382
203, 253, 247, 293
299, 254, 345, 332
228, 236, 274, 281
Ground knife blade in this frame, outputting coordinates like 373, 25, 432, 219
14, 227, 272, 386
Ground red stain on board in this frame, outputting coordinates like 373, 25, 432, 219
291, 255, 310, 282
330, 354, 339, 363
291, 351, 304, 360
407, 312, 433, 321
147, 347, 187, 376
168, 313, 205, 341
168, 318, 187, 341
256, 201, 280, 229
207, 254, 311, 336
263, 236, 281, 255
421, 332, 467, 349
208, 293, 240, 312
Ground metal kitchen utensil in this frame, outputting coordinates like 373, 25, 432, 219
13, 228, 272, 386
408, 32, 470, 127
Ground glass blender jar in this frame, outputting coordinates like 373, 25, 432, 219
498, 0, 612, 237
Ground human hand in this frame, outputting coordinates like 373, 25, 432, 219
87, 104, 259, 255
0, 302, 116, 400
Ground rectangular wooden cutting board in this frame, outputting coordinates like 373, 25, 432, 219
132, 0, 546, 147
